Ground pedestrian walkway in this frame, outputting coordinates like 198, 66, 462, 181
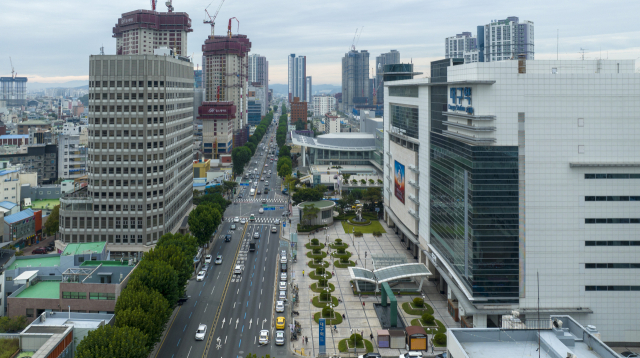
288, 216, 454, 357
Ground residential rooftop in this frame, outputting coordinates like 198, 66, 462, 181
7, 256, 60, 270
15, 281, 60, 299
61, 242, 106, 256
26, 199, 60, 210
79, 260, 132, 267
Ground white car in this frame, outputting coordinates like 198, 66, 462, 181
233, 217, 240, 223
259, 208, 264, 214
258, 329, 270, 345
279, 290, 286, 300
399, 353, 424, 358
196, 271, 206, 281
271, 226, 278, 233
275, 300, 285, 313
274, 219, 280, 225
280, 255, 287, 264
240, 218, 246, 224
204, 255, 212, 264
280, 272, 287, 281
265, 181, 269, 186
275, 331, 285, 346
195, 324, 207, 340
279, 281, 287, 291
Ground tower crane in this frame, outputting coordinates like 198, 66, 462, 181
150, 0, 156, 11
9, 57, 15, 79
350, 28, 358, 51
165, 0, 174, 12
204, 0, 226, 38
228, 17, 239, 38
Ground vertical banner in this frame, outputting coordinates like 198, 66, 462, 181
394, 160, 405, 204
319, 318, 326, 355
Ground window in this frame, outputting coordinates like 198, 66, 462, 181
389, 86, 419, 98
62, 291, 87, 299
585, 218, 640, 224
89, 292, 116, 300
585, 174, 640, 179
26, 308, 34, 317
585, 241, 640, 246
586, 286, 640, 291
390, 104, 419, 139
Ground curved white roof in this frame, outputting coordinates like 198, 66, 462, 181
290, 132, 376, 151
348, 263, 431, 284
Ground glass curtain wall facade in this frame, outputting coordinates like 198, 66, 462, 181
308, 147, 372, 166
430, 132, 519, 303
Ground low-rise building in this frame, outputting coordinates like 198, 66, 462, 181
0, 134, 29, 146
291, 97, 308, 128
0, 144, 58, 184
58, 134, 87, 179
3, 209, 39, 248
17, 120, 51, 135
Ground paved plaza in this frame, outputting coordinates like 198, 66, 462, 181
282, 209, 456, 357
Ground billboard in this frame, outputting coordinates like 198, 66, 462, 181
394, 160, 405, 204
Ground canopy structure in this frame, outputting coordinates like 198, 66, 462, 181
348, 263, 431, 284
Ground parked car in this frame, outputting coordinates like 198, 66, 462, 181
32, 247, 47, 255
196, 271, 206, 281
359, 354, 382, 358
275, 331, 285, 346
621, 352, 640, 358
280, 272, 287, 281
195, 324, 207, 340
435, 353, 448, 358
279, 290, 286, 300
400, 352, 423, 358
276, 316, 285, 330
279, 282, 287, 291
275, 301, 285, 313
177, 295, 190, 305
205, 255, 212, 264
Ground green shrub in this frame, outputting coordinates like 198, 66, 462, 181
320, 291, 332, 302
421, 313, 435, 325
314, 258, 323, 264
340, 257, 350, 264
372, 230, 382, 237
311, 238, 319, 245
354, 231, 363, 237
298, 224, 326, 232
335, 238, 343, 245
337, 247, 346, 254
316, 267, 325, 275
318, 279, 328, 287
322, 306, 334, 318
434, 333, 447, 345
313, 248, 321, 255
413, 297, 424, 307
349, 333, 363, 344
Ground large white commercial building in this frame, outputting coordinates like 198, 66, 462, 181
384, 58, 640, 343
312, 95, 336, 117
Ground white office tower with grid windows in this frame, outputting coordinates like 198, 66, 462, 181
445, 32, 479, 63
58, 54, 194, 255
478, 16, 534, 62
384, 58, 640, 342
312, 95, 336, 117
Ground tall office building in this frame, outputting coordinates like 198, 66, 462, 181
112, 9, 192, 56
341, 50, 370, 112
445, 32, 479, 63
384, 58, 640, 341
201, 34, 251, 158
477, 17, 534, 62
288, 54, 306, 102
375, 50, 400, 104
59, 53, 195, 254
248, 54, 269, 115
306, 76, 312, 104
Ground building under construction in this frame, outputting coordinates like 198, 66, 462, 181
0, 77, 28, 107
200, 34, 251, 158
341, 50, 369, 113
112, 9, 193, 55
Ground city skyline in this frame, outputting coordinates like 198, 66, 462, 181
3, 0, 640, 85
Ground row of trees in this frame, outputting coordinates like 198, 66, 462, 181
335, 187, 382, 211
76, 233, 200, 358
231, 110, 275, 176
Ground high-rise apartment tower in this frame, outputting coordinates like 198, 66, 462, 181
477, 17, 534, 62
248, 54, 269, 116
341, 50, 369, 112
288, 54, 306, 102
112, 10, 192, 56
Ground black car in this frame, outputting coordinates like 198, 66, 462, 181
360, 354, 381, 358
224, 234, 232, 242
177, 295, 190, 305
621, 352, 640, 358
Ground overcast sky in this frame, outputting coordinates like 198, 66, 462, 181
2, 0, 639, 85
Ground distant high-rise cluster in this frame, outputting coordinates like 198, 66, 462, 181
288, 54, 307, 102
445, 16, 534, 63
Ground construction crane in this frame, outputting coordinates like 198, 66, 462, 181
350, 28, 358, 51
228, 17, 239, 37
9, 57, 16, 79
204, 0, 226, 38
355, 26, 364, 49
165, 0, 174, 12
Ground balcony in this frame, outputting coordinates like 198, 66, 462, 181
408, 165, 419, 174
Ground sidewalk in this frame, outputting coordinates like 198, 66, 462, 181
288, 218, 454, 357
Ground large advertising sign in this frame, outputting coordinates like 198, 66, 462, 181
394, 160, 405, 204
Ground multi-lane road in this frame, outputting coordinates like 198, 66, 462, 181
155, 110, 296, 358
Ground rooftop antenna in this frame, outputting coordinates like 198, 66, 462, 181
580, 48, 587, 60
9, 57, 15, 79
165, 0, 174, 12
556, 30, 558, 60
100, 45, 104, 55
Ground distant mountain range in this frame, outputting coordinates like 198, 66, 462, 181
28, 81, 89, 90
270, 84, 341, 96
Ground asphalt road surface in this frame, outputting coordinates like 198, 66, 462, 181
154, 120, 296, 358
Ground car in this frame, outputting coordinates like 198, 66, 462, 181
195, 324, 207, 341
238, 193, 243, 198
358, 354, 382, 358
234, 265, 242, 275
224, 234, 232, 242
254, 232, 260, 239
260, 177, 264, 181
267, 174, 271, 178
240, 218, 246, 224
254, 181, 258, 186
280, 255, 287, 264
400, 353, 423, 358
233, 217, 240, 223
276, 316, 285, 330
177, 295, 190, 305
274, 219, 281, 225
621, 353, 640, 358
275, 300, 285, 313
275, 331, 285, 346
282, 210, 290, 216
259, 208, 264, 214
202, 264, 210, 271
32, 247, 47, 255
279, 281, 287, 291
281, 250, 287, 257
271, 226, 278, 233
265, 181, 269, 186
230, 224, 236, 230
264, 188, 269, 194
265, 164, 269, 167
279, 290, 286, 300
280, 272, 287, 281
355, 200, 361, 204
258, 329, 270, 345
435, 353, 448, 358
196, 271, 206, 281
214, 255, 223, 264
249, 214, 255, 221
262, 199, 267, 203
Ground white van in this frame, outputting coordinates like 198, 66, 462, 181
250, 188, 255, 195
234, 265, 242, 275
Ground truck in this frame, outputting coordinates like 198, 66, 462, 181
250, 188, 255, 195
249, 243, 256, 252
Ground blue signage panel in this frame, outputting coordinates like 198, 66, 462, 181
449, 87, 474, 114
319, 318, 326, 348
283, 222, 286, 228
240, 183, 250, 186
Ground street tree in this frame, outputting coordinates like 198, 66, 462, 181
143, 246, 193, 290
277, 163, 292, 179
114, 287, 171, 345
129, 259, 180, 306
76, 325, 149, 358
44, 205, 60, 236
188, 203, 221, 247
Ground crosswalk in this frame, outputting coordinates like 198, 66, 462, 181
226, 217, 283, 224
234, 198, 287, 203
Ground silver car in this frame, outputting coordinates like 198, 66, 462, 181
279, 290, 286, 300
275, 331, 285, 346
195, 324, 207, 340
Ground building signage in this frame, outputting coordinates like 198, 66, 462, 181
319, 318, 326, 354
448, 87, 474, 115
208, 107, 229, 114
120, 16, 135, 25
394, 160, 405, 204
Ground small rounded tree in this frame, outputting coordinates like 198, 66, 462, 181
318, 279, 328, 287
322, 306, 334, 318
314, 257, 323, 265
337, 248, 346, 255
340, 257, 350, 264
421, 313, 435, 325
316, 267, 325, 276
434, 333, 447, 346
313, 248, 321, 255
335, 238, 343, 245
349, 333, 363, 347
413, 297, 424, 308
311, 238, 319, 246
320, 291, 331, 302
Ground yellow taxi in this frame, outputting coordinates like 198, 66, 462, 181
276, 316, 285, 330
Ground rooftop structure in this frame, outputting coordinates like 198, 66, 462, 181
6, 256, 61, 270
0, 77, 28, 107
61, 242, 106, 257
15, 281, 60, 299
